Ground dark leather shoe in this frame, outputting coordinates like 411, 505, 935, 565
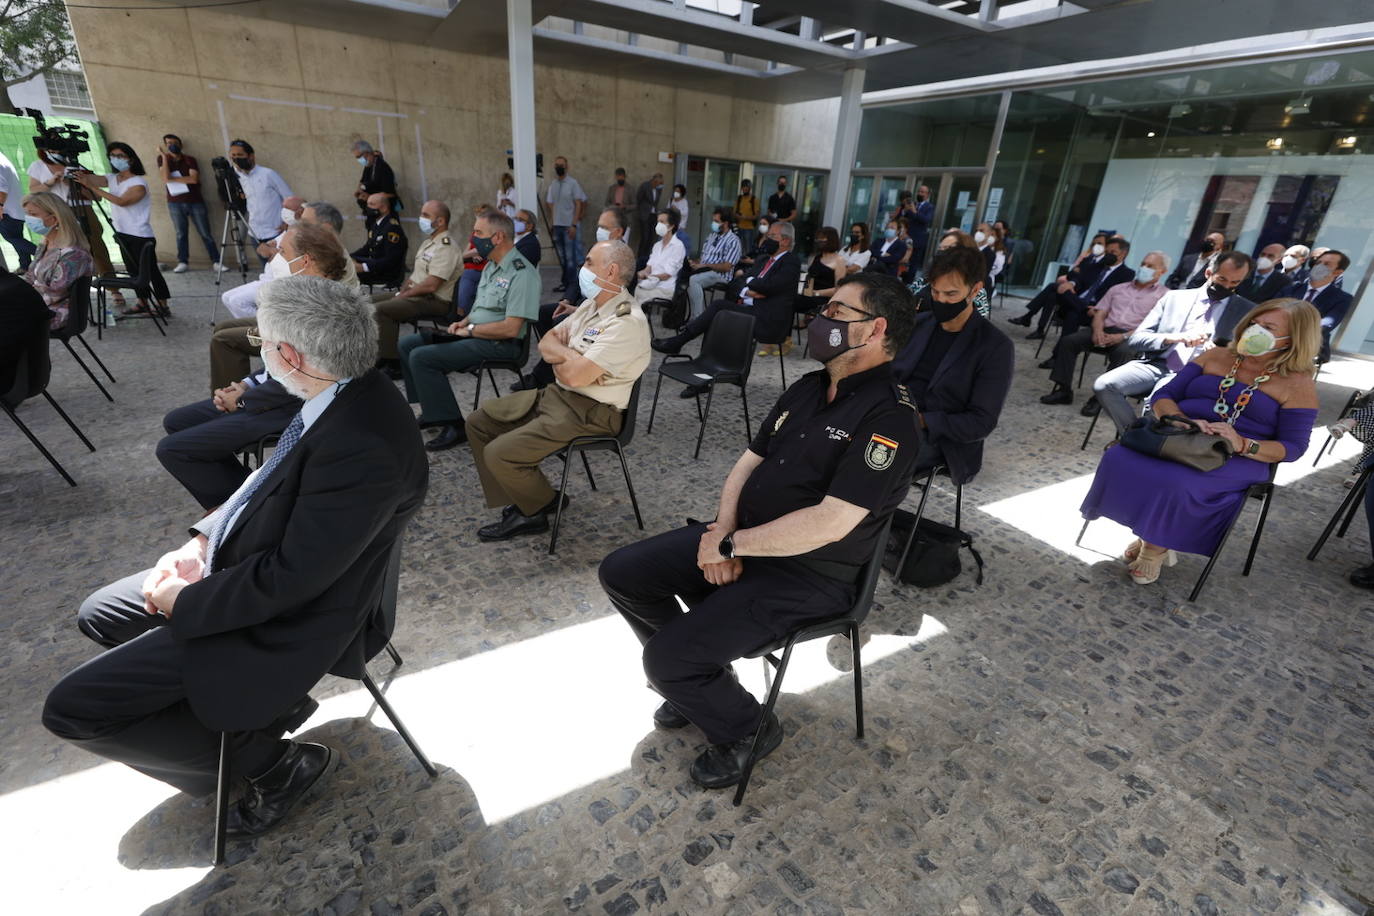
651, 336, 683, 355
225, 742, 333, 838
417, 417, 450, 430
679, 384, 708, 399
1350, 565, 1374, 589
1040, 388, 1072, 406
1008, 314, 1032, 327
267, 696, 318, 736
690, 712, 783, 789
1080, 396, 1101, 417
425, 424, 467, 451
1025, 329, 1046, 340
477, 506, 550, 541
1038, 358, 1054, 370
653, 701, 691, 729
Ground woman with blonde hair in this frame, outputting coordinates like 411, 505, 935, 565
1080, 298, 1321, 585
21, 191, 93, 331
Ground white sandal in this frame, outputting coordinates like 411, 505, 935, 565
1128, 546, 1177, 585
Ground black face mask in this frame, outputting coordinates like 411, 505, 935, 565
167, 143, 181, 155
849, 233, 859, 245
1100, 253, 1118, 267
232, 157, 251, 171
1200, 239, 1216, 253
930, 296, 969, 323
1206, 281, 1232, 301
758, 238, 779, 256
366, 207, 381, 220
555, 165, 566, 177
807, 314, 874, 363
777, 183, 786, 192
616, 177, 625, 185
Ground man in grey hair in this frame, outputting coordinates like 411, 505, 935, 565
43, 274, 428, 842
351, 138, 399, 223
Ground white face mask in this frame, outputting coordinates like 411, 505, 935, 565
1135, 265, 1157, 284
974, 231, 987, 244
1256, 256, 1274, 272
655, 222, 669, 238
419, 217, 435, 235
595, 226, 612, 243
1280, 254, 1299, 271
1091, 243, 1105, 257
579, 265, 619, 301
1236, 323, 1290, 358
280, 208, 298, 226
672, 191, 682, 200
1309, 264, 1335, 286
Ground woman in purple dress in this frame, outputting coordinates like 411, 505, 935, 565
1081, 298, 1321, 585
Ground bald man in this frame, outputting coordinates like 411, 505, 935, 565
352, 192, 408, 287
372, 199, 462, 371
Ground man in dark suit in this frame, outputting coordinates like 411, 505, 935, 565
651, 220, 800, 357
1281, 248, 1354, 362
1239, 243, 1289, 304
43, 275, 428, 839
892, 246, 1014, 485
1024, 236, 1134, 339
514, 208, 542, 267
1010, 233, 1110, 335
634, 172, 665, 261
1167, 231, 1226, 290
907, 185, 934, 272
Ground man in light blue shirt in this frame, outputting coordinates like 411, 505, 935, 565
229, 138, 294, 264
544, 154, 588, 293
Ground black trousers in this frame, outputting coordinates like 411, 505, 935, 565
41, 572, 288, 796
157, 397, 298, 509
113, 232, 171, 302
599, 524, 855, 745
1048, 326, 1134, 389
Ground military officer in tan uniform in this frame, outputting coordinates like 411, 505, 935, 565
467, 239, 650, 540
372, 199, 462, 370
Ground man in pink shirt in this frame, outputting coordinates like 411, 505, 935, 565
1041, 250, 1170, 413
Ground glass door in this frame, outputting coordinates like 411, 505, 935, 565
794, 170, 828, 255
845, 176, 876, 235
703, 158, 741, 250
875, 176, 909, 228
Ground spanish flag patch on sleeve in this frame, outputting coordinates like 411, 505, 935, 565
864, 433, 899, 470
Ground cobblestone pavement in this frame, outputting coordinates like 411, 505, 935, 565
1, 269, 1371, 915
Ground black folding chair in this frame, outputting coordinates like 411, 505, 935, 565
52, 276, 116, 402
1307, 465, 1372, 561
892, 464, 964, 581
468, 327, 534, 409
642, 261, 695, 331
547, 377, 645, 555
238, 433, 282, 470
2, 318, 96, 487
732, 514, 896, 806
647, 309, 755, 459
1075, 345, 1114, 389
1075, 463, 1277, 602
213, 536, 433, 864
1081, 393, 1144, 451
1311, 389, 1368, 467
95, 243, 167, 337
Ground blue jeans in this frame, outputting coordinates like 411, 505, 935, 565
456, 269, 481, 317
552, 225, 582, 289
0, 214, 37, 271
166, 201, 220, 264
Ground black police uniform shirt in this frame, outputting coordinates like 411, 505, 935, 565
358, 155, 400, 217
740, 363, 920, 566
356, 213, 408, 278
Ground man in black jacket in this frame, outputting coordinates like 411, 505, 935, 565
44, 275, 428, 839
892, 246, 1014, 485
351, 192, 407, 287
1167, 231, 1226, 290
634, 172, 664, 260
1023, 236, 1134, 339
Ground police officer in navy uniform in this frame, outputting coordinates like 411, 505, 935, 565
352, 192, 408, 288
599, 272, 920, 790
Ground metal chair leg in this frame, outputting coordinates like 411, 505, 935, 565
471, 366, 483, 411
894, 468, 938, 578
1080, 409, 1100, 451
647, 371, 665, 434
850, 622, 864, 739
1, 401, 77, 486
385, 642, 404, 668
362, 673, 437, 777
1242, 486, 1273, 576
954, 482, 963, 532
1189, 494, 1253, 602
61, 339, 114, 402
549, 446, 575, 555
693, 386, 715, 460
1336, 474, 1370, 539
777, 348, 787, 389
1075, 516, 1091, 547
615, 443, 645, 530
41, 391, 95, 451
733, 639, 797, 807
581, 450, 598, 491
740, 382, 752, 442
213, 732, 232, 865
75, 333, 117, 383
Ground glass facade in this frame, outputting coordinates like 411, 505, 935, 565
855, 48, 1374, 355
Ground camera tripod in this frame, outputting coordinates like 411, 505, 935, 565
209, 208, 253, 325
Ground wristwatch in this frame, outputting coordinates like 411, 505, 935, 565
718, 532, 736, 560
1246, 438, 1261, 456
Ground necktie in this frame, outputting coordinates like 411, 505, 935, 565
205, 412, 305, 572
1305, 287, 1318, 302
757, 255, 778, 278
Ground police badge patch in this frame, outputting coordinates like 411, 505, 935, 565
828, 327, 843, 347
864, 433, 898, 470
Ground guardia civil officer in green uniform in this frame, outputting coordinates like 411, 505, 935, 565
351, 192, 408, 287
399, 209, 540, 451
599, 272, 920, 790
467, 239, 650, 540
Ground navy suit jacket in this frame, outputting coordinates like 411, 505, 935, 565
870, 237, 909, 275
891, 311, 1014, 485
1281, 280, 1353, 330
516, 232, 542, 267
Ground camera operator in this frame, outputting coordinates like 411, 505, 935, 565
26, 146, 113, 276
227, 139, 293, 265
0, 150, 37, 272
74, 141, 171, 317
157, 134, 222, 273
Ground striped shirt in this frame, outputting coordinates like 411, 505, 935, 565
699, 229, 743, 281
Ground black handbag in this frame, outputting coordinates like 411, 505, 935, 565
1119, 414, 1234, 472
883, 508, 984, 587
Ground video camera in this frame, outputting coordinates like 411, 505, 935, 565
210, 156, 248, 214
27, 108, 90, 163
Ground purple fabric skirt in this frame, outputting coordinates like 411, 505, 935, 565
1080, 444, 1268, 556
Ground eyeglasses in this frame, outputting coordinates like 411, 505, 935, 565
821, 301, 875, 321
246, 327, 263, 347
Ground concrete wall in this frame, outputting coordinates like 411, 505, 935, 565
66, 5, 839, 266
